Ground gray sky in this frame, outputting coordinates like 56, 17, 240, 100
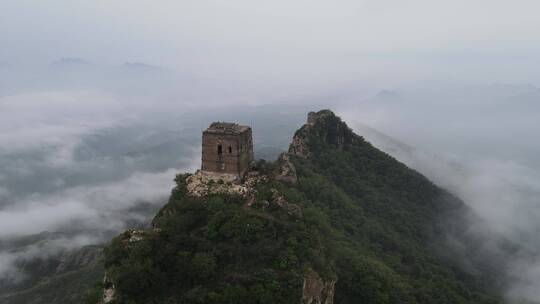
2, 0, 540, 88
1, 1, 540, 302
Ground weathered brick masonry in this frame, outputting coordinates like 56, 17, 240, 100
201, 122, 253, 178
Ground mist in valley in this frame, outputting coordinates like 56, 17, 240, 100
1, 1, 540, 302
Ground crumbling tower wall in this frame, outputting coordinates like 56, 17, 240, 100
201, 122, 253, 178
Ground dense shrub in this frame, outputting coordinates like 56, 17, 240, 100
103, 111, 501, 303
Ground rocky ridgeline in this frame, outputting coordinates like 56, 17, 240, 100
100, 111, 344, 304
289, 110, 360, 158
186, 170, 257, 197
183, 157, 303, 215
95, 109, 501, 303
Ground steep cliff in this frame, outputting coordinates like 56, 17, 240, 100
99, 110, 501, 303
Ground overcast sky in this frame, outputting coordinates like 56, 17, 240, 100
2, 0, 540, 88
1, 1, 540, 302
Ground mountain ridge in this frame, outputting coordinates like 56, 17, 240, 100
97, 109, 502, 303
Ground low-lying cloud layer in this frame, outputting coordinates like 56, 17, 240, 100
2, 1, 540, 301
0, 81, 539, 302
0, 90, 201, 285
0, 168, 183, 240
340, 88, 540, 302
0, 87, 307, 288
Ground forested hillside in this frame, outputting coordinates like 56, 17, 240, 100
99, 110, 501, 303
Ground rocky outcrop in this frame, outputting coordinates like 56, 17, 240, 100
99, 230, 146, 303
270, 188, 302, 217
289, 127, 311, 158
102, 272, 116, 304
274, 152, 298, 184
123, 229, 145, 244
289, 110, 361, 158
302, 268, 336, 304
186, 170, 251, 197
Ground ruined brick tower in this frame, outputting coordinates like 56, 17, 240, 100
201, 122, 253, 178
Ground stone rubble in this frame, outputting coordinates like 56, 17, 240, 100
186, 170, 268, 198
102, 272, 116, 304
270, 188, 302, 217
274, 152, 298, 184
302, 268, 336, 304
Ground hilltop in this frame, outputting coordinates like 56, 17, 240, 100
96, 110, 501, 303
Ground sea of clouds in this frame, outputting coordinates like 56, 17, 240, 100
0, 68, 539, 302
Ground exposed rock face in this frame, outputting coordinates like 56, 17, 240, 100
289, 110, 361, 158
185, 170, 272, 213
186, 170, 250, 197
274, 152, 298, 184
102, 272, 116, 304
270, 188, 302, 217
124, 229, 145, 244
302, 268, 336, 304
289, 127, 310, 158
307, 112, 318, 125
100, 230, 146, 303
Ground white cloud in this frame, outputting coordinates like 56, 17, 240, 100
1, 1, 540, 297
0, 166, 199, 280
0, 167, 198, 240
342, 103, 540, 303
0, 90, 202, 281
0, 91, 118, 158
0, 234, 103, 281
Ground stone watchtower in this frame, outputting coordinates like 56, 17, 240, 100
201, 122, 254, 178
